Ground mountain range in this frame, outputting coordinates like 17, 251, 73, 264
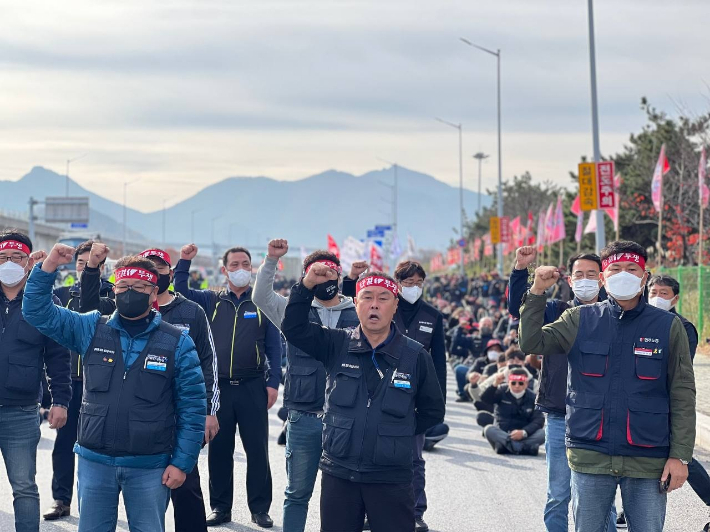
0, 166, 491, 250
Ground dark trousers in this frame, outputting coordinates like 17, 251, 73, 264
484, 425, 545, 454
412, 433, 427, 518
320, 472, 414, 532
51, 379, 83, 504
172, 461, 207, 532
209, 377, 272, 514
688, 458, 710, 506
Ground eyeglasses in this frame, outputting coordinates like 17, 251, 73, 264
401, 280, 424, 288
114, 282, 156, 294
509, 381, 527, 387
0, 254, 27, 264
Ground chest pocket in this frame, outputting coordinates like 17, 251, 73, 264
330, 369, 360, 407
135, 360, 171, 404
287, 365, 319, 403
578, 341, 609, 378
634, 343, 664, 381
381, 380, 415, 418
84, 355, 116, 393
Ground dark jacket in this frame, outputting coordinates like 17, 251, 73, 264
282, 282, 445, 484
480, 384, 544, 434
674, 310, 698, 360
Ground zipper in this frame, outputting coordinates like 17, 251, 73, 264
110, 338, 132, 453
222, 296, 247, 379
356, 393, 372, 472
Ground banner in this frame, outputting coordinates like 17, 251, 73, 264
340, 237, 366, 274
578, 162, 598, 211
701, 147, 709, 209
406, 234, 416, 258
651, 144, 670, 211
548, 196, 566, 244
544, 203, 554, 245
571, 195, 584, 243
526, 211, 534, 245
369, 242, 384, 270
473, 237, 481, 261
483, 233, 493, 256
327, 234, 340, 259
500, 216, 511, 245
536, 209, 545, 252
597, 161, 616, 208
490, 217, 501, 244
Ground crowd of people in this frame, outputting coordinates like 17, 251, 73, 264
0, 225, 706, 532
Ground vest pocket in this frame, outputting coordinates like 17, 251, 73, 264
634, 350, 663, 380
6, 353, 41, 393
566, 392, 605, 442
579, 341, 609, 377
128, 407, 173, 451
322, 413, 354, 458
626, 395, 669, 447
78, 402, 109, 449
84, 358, 115, 392
135, 369, 169, 403
330, 370, 360, 407
374, 422, 414, 466
381, 384, 414, 418
288, 366, 319, 403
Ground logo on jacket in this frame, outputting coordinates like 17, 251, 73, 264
639, 337, 660, 344
341, 363, 360, 370
145, 354, 168, 372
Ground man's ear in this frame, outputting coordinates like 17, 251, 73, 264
221, 266, 227, 276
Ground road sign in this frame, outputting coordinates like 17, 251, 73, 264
490, 217, 501, 244
596, 161, 616, 208
374, 225, 392, 232
457, 238, 466, 248
70, 223, 88, 229
366, 230, 385, 238
578, 163, 598, 211
45, 197, 90, 224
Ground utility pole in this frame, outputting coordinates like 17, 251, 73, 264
473, 152, 489, 218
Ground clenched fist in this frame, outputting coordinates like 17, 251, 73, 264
267, 239, 288, 260
29, 250, 47, 265
181, 244, 198, 261
348, 261, 369, 280
530, 266, 560, 295
88, 242, 110, 268
514, 246, 537, 271
303, 262, 338, 290
42, 244, 76, 273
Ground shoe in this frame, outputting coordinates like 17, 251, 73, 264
363, 517, 371, 530
206, 510, 231, 526
415, 516, 430, 531
523, 446, 540, 457
455, 395, 472, 403
251, 513, 273, 528
43, 501, 70, 521
277, 429, 287, 446
423, 439, 437, 452
703, 523, 709, 532
616, 510, 627, 529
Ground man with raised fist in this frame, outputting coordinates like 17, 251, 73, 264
23, 244, 205, 532
281, 266, 445, 532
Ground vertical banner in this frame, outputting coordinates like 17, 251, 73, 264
596, 161, 616, 208
490, 217, 501, 244
578, 162, 598, 211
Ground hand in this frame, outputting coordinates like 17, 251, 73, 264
515, 246, 537, 270
468, 372, 482, 385
88, 242, 110, 268
661, 458, 688, 492
162, 465, 187, 489
47, 406, 68, 430
181, 244, 199, 261
509, 430, 525, 441
204, 414, 220, 443
526, 354, 542, 370
42, 244, 76, 273
530, 266, 560, 295
348, 261, 369, 280
266, 387, 278, 410
29, 250, 47, 266
494, 372, 506, 386
267, 239, 289, 260
303, 262, 338, 290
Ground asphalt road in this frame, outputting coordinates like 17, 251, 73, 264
1, 370, 709, 532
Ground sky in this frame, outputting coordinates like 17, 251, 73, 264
0, 0, 708, 213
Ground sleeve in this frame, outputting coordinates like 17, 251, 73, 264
507, 268, 530, 319
683, 320, 699, 361
170, 333, 207, 474
281, 282, 346, 370
523, 407, 545, 435
414, 349, 446, 434
43, 334, 71, 407
79, 266, 116, 314
667, 317, 696, 462
252, 257, 288, 329
264, 319, 282, 390
22, 264, 101, 356
479, 380, 500, 404
518, 292, 580, 356
193, 306, 220, 416
429, 314, 448, 402
174, 259, 216, 314
342, 276, 356, 298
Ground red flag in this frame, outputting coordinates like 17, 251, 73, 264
549, 196, 566, 244
327, 234, 340, 258
536, 210, 545, 252
526, 211, 534, 245
700, 147, 709, 209
572, 196, 584, 243
651, 144, 670, 211
544, 203, 554, 244
370, 243, 383, 270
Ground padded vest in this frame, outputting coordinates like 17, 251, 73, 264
394, 301, 439, 352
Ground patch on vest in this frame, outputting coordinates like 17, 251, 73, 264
95, 347, 115, 355
145, 354, 168, 371
244, 311, 257, 319
639, 337, 660, 344
419, 325, 433, 333
341, 363, 360, 369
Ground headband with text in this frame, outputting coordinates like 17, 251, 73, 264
305, 260, 342, 275
356, 276, 399, 297
115, 267, 158, 285
601, 253, 646, 272
139, 248, 172, 267
508, 374, 528, 383
0, 240, 30, 256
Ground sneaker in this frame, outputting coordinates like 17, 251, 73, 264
454, 395, 472, 403
616, 510, 627, 529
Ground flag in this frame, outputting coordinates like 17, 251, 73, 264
584, 210, 597, 234
340, 237, 366, 274
544, 203, 555, 244
572, 195, 584, 243
473, 238, 481, 261
548, 196, 566, 244
526, 211, 534, 245
651, 143, 670, 211
483, 233, 493, 256
406, 234, 416, 258
536, 210, 545, 252
369, 242, 383, 270
390, 233, 402, 260
701, 147, 709, 209
327, 234, 340, 258
509, 216, 522, 247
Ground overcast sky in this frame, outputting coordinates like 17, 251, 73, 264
0, 0, 708, 212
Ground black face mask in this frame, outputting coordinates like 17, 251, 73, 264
508, 363, 523, 369
157, 273, 171, 295
116, 290, 151, 319
314, 279, 339, 301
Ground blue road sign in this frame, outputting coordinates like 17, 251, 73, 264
375, 225, 392, 232
367, 230, 385, 238
70, 223, 89, 229
458, 238, 466, 248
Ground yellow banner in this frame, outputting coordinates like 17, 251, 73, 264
490, 217, 501, 244
578, 162, 598, 211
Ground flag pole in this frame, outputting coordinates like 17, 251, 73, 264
657, 192, 663, 268
559, 240, 563, 268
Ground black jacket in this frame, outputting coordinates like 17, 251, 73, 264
480, 384, 543, 434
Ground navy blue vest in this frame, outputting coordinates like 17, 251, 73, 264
394, 301, 439, 352
321, 329, 421, 473
78, 318, 181, 457
283, 305, 359, 413
566, 298, 675, 458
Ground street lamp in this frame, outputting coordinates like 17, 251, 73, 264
377, 157, 400, 272
435, 117, 465, 275
122, 179, 140, 255
460, 37, 503, 275
65, 154, 87, 197
472, 152, 489, 217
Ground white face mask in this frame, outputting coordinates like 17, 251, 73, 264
0, 261, 27, 287
487, 350, 501, 362
228, 268, 251, 288
572, 279, 601, 302
605, 271, 643, 301
649, 296, 674, 311
509, 387, 527, 399
400, 286, 422, 304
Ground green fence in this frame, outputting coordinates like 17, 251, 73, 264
658, 266, 710, 342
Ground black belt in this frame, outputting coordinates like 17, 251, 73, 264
220, 375, 261, 386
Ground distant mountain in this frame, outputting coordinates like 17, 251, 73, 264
0, 166, 491, 250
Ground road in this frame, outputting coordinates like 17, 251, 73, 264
0, 370, 708, 532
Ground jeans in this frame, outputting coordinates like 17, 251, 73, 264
77, 457, 170, 532
688, 458, 710, 506
0, 404, 41, 532
454, 364, 470, 397
571, 471, 665, 532
283, 410, 323, 532
544, 413, 617, 532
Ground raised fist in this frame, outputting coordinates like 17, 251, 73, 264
514, 246, 537, 271
29, 250, 47, 264
530, 266, 560, 295
267, 239, 288, 260
348, 261, 369, 280
181, 244, 198, 261
303, 262, 338, 290
494, 372, 506, 387
468, 372, 482, 385
88, 242, 110, 268
42, 244, 76, 273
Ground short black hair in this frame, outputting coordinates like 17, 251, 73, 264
303, 250, 340, 272
600, 240, 647, 263
509, 368, 528, 378
394, 261, 426, 282
505, 347, 525, 361
649, 274, 680, 296
74, 240, 107, 266
0, 228, 32, 253
567, 252, 602, 274
114, 256, 159, 280
222, 247, 251, 266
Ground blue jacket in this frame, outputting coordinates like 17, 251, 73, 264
22, 265, 206, 473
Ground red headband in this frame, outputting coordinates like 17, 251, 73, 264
139, 248, 172, 267
0, 240, 30, 256
509, 374, 528, 383
356, 276, 399, 297
305, 261, 342, 275
601, 253, 646, 272
115, 267, 158, 285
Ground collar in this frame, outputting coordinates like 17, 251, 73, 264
350, 323, 402, 361
106, 309, 162, 335
606, 295, 646, 319
223, 286, 252, 303
0, 285, 23, 304
397, 294, 422, 311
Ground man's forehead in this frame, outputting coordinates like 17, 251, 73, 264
358, 286, 395, 297
227, 252, 250, 263
572, 259, 600, 273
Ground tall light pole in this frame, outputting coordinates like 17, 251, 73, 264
122, 179, 140, 255
472, 152, 489, 217
377, 158, 400, 272
435, 117, 465, 275
586, 0, 606, 252
65, 154, 87, 197
460, 38, 503, 274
